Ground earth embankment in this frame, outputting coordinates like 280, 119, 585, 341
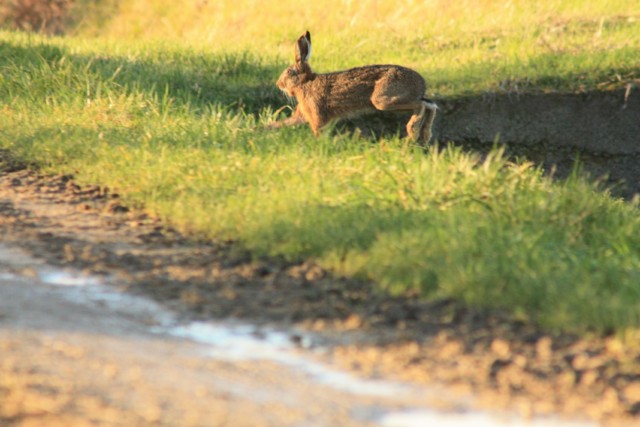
436, 88, 640, 197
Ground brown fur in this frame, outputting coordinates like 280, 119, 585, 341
272, 31, 436, 144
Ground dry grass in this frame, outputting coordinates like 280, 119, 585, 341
94, 0, 636, 48
66, 0, 640, 96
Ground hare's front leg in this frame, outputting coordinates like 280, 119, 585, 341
298, 103, 330, 137
267, 106, 306, 129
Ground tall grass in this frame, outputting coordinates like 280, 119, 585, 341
65, 0, 640, 96
85, 0, 636, 48
1, 28, 640, 334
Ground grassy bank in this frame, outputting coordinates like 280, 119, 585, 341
1, 0, 640, 336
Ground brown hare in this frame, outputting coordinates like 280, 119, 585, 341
271, 31, 437, 144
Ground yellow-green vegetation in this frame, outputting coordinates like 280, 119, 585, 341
71, 0, 640, 95
1, 0, 640, 335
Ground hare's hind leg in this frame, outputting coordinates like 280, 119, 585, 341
405, 101, 428, 143
405, 99, 437, 144
402, 99, 437, 144
370, 88, 434, 144
418, 99, 437, 144
370, 96, 423, 139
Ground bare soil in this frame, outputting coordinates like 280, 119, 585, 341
1, 151, 640, 426
435, 88, 640, 199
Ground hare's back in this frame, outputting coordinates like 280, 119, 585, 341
325, 65, 425, 96
330, 64, 423, 82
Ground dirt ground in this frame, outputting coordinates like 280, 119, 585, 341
0, 279, 357, 427
1, 151, 640, 426
1, 247, 424, 427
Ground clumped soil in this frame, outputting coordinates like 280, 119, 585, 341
1, 152, 640, 426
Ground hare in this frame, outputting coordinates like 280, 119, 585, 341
271, 31, 437, 144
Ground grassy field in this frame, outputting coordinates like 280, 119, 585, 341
69, 0, 640, 96
1, 0, 640, 335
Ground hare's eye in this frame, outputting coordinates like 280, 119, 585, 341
288, 68, 297, 76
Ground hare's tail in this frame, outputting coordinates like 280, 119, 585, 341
422, 97, 438, 110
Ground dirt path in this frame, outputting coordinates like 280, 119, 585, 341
1, 263, 306, 427
1, 245, 442, 427
0, 156, 639, 426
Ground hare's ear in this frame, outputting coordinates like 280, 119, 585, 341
295, 31, 312, 64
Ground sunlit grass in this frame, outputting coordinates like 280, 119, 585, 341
1, 0, 640, 335
68, 0, 640, 96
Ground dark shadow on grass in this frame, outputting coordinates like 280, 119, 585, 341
0, 39, 285, 114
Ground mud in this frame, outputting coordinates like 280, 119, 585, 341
1, 139, 640, 426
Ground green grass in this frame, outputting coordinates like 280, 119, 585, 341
63, 0, 640, 96
1, 0, 640, 337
